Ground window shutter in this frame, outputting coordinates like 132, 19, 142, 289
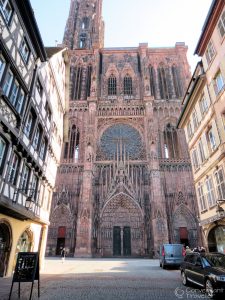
208, 81, 216, 102
201, 133, 209, 159
211, 119, 220, 147
219, 57, 225, 77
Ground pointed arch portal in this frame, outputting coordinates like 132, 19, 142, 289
100, 193, 144, 257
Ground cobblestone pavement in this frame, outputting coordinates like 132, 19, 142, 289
0, 258, 211, 300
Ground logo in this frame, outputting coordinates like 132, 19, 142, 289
174, 287, 185, 299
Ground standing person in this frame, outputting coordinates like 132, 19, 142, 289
185, 246, 192, 254
61, 247, 66, 263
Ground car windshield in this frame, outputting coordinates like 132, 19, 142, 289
204, 255, 225, 268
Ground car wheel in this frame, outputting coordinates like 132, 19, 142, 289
159, 262, 162, 268
205, 279, 215, 299
181, 271, 188, 286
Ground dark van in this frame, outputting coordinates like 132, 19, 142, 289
159, 244, 185, 269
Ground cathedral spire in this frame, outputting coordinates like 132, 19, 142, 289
63, 0, 104, 50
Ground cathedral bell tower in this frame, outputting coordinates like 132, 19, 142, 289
63, 0, 104, 50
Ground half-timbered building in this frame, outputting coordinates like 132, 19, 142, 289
0, 0, 69, 276
46, 0, 201, 258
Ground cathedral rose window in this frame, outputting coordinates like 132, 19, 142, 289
100, 124, 142, 160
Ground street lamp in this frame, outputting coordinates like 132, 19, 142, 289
216, 200, 225, 219
13, 189, 36, 210
25, 195, 35, 210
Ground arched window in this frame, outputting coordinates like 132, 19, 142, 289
108, 75, 117, 96
86, 65, 92, 98
163, 124, 179, 158
68, 125, 80, 162
158, 65, 169, 99
70, 66, 83, 100
172, 65, 183, 98
79, 33, 87, 49
149, 65, 156, 98
158, 64, 174, 100
81, 17, 89, 30
124, 75, 133, 96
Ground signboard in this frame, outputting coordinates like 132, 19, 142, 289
9, 252, 40, 300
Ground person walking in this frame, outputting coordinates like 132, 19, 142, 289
61, 247, 66, 263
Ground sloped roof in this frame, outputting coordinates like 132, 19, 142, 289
45, 47, 64, 58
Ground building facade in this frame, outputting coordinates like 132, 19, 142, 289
0, 0, 69, 276
178, 0, 225, 254
46, 0, 201, 258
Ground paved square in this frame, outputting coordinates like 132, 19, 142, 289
0, 258, 210, 299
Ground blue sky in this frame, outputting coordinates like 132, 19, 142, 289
30, 0, 212, 71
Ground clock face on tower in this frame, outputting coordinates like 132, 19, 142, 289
100, 124, 142, 160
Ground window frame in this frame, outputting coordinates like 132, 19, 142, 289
198, 138, 206, 164
39, 137, 48, 160
2, 69, 13, 96
8, 152, 20, 185
20, 164, 30, 192
0, 136, 7, 174
205, 176, 216, 207
213, 71, 225, 95
214, 168, 225, 200
0, 0, 13, 25
124, 75, 133, 96
187, 121, 193, 139
199, 95, 208, 116
108, 75, 117, 96
218, 10, 225, 39
197, 183, 207, 211
205, 40, 216, 65
191, 148, 199, 170
19, 38, 30, 64
31, 174, 39, 201
33, 125, 42, 150
0, 56, 6, 82
1, 67, 26, 114
24, 110, 36, 139
192, 109, 199, 130
9, 79, 19, 106
207, 128, 217, 152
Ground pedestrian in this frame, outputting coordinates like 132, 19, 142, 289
193, 246, 200, 253
200, 246, 206, 253
185, 246, 192, 254
61, 247, 66, 263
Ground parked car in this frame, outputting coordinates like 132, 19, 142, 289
159, 244, 185, 269
180, 252, 225, 298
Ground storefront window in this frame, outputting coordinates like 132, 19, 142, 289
13, 230, 32, 270
208, 225, 225, 254
214, 226, 225, 254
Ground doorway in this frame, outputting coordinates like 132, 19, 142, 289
56, 238, 65, 255
0, 223, 11, 277
113, 226, 121, 256
123, 227, 131, 256
56, 226, 66, 255
179, 227, 189, 246
113, 226, 131, 256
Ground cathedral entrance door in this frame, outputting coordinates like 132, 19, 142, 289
113, 226, 121, 256
123, 227, 131, 256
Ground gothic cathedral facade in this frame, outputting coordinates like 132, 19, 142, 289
46, 0, 201, 257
